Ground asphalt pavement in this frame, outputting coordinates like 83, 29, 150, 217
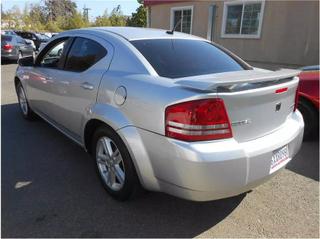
1, 63, 319, 238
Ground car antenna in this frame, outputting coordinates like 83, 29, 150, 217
166, 18, 182, 35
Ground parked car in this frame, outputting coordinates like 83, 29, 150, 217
2, 35, 34, 62
24, 39, 36, 51
298, 65, 319, 139
1, 30, 18, 36
38, 33, 60, 52
38, 42, 47, 52
14, 31, 49, 50
15, 27, 304, 201
43, 32, 52, 38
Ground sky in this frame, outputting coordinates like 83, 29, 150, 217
2, 0, 141, 20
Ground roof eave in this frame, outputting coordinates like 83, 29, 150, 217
144, 0, 191, 7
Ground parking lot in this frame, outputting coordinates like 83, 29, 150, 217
1, 63, 319, 238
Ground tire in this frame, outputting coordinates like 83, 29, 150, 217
57, 48, 62, 56
16, 82, 36, 120
92, 126, 141, 201
298, 98, 319, 140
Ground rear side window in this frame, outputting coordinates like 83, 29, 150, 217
131, 39, 245, 78
65, 37, 107, 72
1, 35, 12, 42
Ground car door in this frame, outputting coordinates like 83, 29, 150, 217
50, 35, 114, 140
26, 37, 72, 119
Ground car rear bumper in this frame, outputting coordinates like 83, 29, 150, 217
1, 51, 19, 60
118, 111, 304, 201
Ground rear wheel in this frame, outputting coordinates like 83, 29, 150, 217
16, 82, 35, 120
92, 126, 140, 201
298, 98, 318, 140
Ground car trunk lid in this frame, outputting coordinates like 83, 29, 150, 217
174, 69, 300, 142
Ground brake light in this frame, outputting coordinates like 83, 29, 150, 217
275, 87, 288, 94
165, 98, 233, 141
3, 44, 13, 51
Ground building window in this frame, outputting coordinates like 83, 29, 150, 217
170, 6, 193, 34
221, 1, 265, 38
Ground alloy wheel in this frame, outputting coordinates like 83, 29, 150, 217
18, 86, 28, 115
96, 136, 125, 191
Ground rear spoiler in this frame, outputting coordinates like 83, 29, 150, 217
174, 69, 300, 91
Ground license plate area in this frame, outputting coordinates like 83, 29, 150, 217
270, 145, 290, 174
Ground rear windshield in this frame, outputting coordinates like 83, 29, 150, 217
131, 39, 245, 78
1, 35, 12, 42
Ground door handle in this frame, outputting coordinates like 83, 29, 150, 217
81, 82, 94, 90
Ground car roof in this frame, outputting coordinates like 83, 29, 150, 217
72, 27, 203, 41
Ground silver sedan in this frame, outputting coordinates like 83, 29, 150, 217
15, 27, 304, 201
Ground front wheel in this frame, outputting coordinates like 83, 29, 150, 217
16, 82, 35, 120
92, 126, 141, 201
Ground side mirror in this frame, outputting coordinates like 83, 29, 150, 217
25, 40, 32, 45
18, 56, 34, 67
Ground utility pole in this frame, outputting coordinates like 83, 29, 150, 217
83, 5, 91, 22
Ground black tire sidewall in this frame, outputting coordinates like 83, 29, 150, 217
16, 82, 33, 120
92, 126, 140, 201
298, 99, 318, 140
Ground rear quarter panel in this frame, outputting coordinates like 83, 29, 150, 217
299, 71, 320, 109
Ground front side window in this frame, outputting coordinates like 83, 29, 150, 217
131, 39, 245, 79
39, 38, 69, 69
64, 37, 107, 72
171, 7, 193, 34
222, 1, 264, 38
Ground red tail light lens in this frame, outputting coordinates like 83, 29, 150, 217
275, 87, 288, 94
3, 44, 13, 50
165, 98, 233, 141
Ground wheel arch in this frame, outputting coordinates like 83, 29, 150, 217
299, 94, 318, 111
83, 103, 132, 152
14, 76, 21, 88
83, 118, 109, 154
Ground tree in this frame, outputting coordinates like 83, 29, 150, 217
93, 9, 111, 27
28, 3, 46, 31
45, 21, 61, 32
1, 5, 23, 29
44, 0, 77, 22
62, 11, 89, 30
109, 5, 126, 26
127, 5, 146, 27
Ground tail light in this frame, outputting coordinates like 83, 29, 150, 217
3, 44, 13, 51
165, 98, 233, 141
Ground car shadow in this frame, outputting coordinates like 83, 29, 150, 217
1, 103, 246, 238
286, 138, 319, 181
1, 59, 17, 65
